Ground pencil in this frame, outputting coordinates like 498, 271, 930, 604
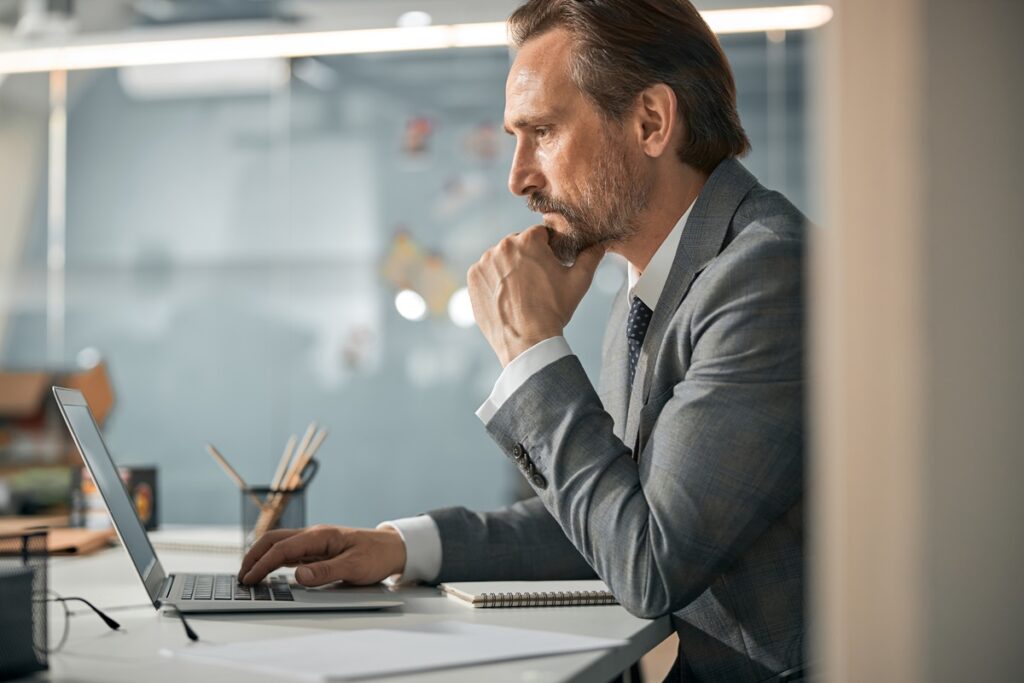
254, 423, 317, 538
253, 433, 298, 537
282, 428, 326, 491
206, 444, 267, 511
270, 434, 297, 492
262, 428, 329, 532
291, 428, 328, 488
292, 423, 318, 474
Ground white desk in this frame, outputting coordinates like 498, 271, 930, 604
42, 543, 671, 682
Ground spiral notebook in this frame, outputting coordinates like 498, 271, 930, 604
439, 580, 617, 608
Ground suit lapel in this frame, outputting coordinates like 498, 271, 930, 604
622, 159, 759, 457
601, 283, 631, 440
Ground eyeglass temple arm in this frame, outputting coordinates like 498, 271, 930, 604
163, 604, 200, 642
54, 596, 121, 630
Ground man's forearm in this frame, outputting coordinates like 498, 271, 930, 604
427, 497, 597, 582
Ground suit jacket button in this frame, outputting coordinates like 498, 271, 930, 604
512, 443, 525, 460
530, 472, 547, 490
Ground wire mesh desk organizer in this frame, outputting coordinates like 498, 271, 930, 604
0, 530, 48, 681
241, 458, 319, 550
0, 529, 126, 681
205, 422, 326, 550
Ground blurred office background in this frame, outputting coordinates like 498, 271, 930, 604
2, 1, 1021, 680
0, 0, 818, 527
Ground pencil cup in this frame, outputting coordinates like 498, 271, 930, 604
240, 485, 308, 550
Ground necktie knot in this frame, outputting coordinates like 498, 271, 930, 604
626, 296, 653, 386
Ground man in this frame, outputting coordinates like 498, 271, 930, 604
239, 1, 805, 680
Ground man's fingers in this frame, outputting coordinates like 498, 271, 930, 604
522, 224, 548, 243
238, 528, 299, 580
241, 527, 348, 585
569, 242, 607, 282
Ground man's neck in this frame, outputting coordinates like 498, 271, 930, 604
616, 164, 707, 274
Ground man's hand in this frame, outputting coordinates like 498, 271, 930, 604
467, 225, 606, 367
237, 525, 406, 587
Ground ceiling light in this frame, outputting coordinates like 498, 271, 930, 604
0, 6, 834, 75
118, 58, 289, 100
704, 5, 834, 34
395, 289, 428, 322
447, 287, 475, 329
396, 11, 432, 29
0, 24, 509, 74
76, 346, 102, 369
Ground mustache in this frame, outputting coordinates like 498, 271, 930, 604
527, 192, 574, 217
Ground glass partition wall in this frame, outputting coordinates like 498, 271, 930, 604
0, 30, 815, 525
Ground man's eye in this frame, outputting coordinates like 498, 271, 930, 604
535, 127, 550, 138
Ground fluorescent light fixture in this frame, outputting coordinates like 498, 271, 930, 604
0, 23, 509, 74
119, 58, 289, 100
704, 4, 834, 34
0, 6, 834, 75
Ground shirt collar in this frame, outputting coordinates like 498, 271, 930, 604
627, 198, 696, 310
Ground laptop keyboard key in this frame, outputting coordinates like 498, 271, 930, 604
213, 574, 233, 599
179, 573, 286, 601
270, 577, 294, 601
193, 576, 214, 601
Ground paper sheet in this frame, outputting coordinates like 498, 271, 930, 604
162, 620, 627, 681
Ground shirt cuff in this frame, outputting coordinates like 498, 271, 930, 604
475, 336, 573, 424
376, 515, 442, 585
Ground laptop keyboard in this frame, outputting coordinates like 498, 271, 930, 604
179, 573, 294, 601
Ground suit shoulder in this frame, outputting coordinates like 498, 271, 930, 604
732, 186, 808, 244
692, 187, 806, 308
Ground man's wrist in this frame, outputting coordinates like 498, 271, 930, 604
500, 330, 562, 367
376, 525, 407, 578
478, 336, 573, 423
376, 516, 442, 584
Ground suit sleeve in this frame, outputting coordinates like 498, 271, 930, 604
426, 496, 598, 582
480, 232, 804, 618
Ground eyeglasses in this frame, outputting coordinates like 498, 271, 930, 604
37, 592, 199, 652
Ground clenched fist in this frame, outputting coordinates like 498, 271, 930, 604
467, 225, 606, 367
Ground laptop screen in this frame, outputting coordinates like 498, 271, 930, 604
53, 388, 165, 603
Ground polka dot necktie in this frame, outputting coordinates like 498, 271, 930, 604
627, 296, 654, 387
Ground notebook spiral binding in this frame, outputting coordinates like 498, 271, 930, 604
476, 590, 617, 608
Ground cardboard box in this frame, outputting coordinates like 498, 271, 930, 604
0, 363, 115, 515
0, 362, 114, 468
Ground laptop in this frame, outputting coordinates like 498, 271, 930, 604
53, 386, 403, 614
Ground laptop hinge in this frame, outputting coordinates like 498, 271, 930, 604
159, 575, 174, 601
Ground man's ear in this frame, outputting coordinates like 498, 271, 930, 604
634, 83, 679, 158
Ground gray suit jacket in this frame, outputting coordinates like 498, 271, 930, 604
428, 159, 805, 682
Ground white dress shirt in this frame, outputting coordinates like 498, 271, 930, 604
382, 200, 696, 584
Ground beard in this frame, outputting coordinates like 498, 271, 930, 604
527, 138, 652, 266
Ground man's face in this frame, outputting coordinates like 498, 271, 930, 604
504, 29, 652, 265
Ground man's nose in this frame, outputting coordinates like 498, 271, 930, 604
508, 146, 544, 197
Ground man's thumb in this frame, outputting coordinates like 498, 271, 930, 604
296, 561, 335, 587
